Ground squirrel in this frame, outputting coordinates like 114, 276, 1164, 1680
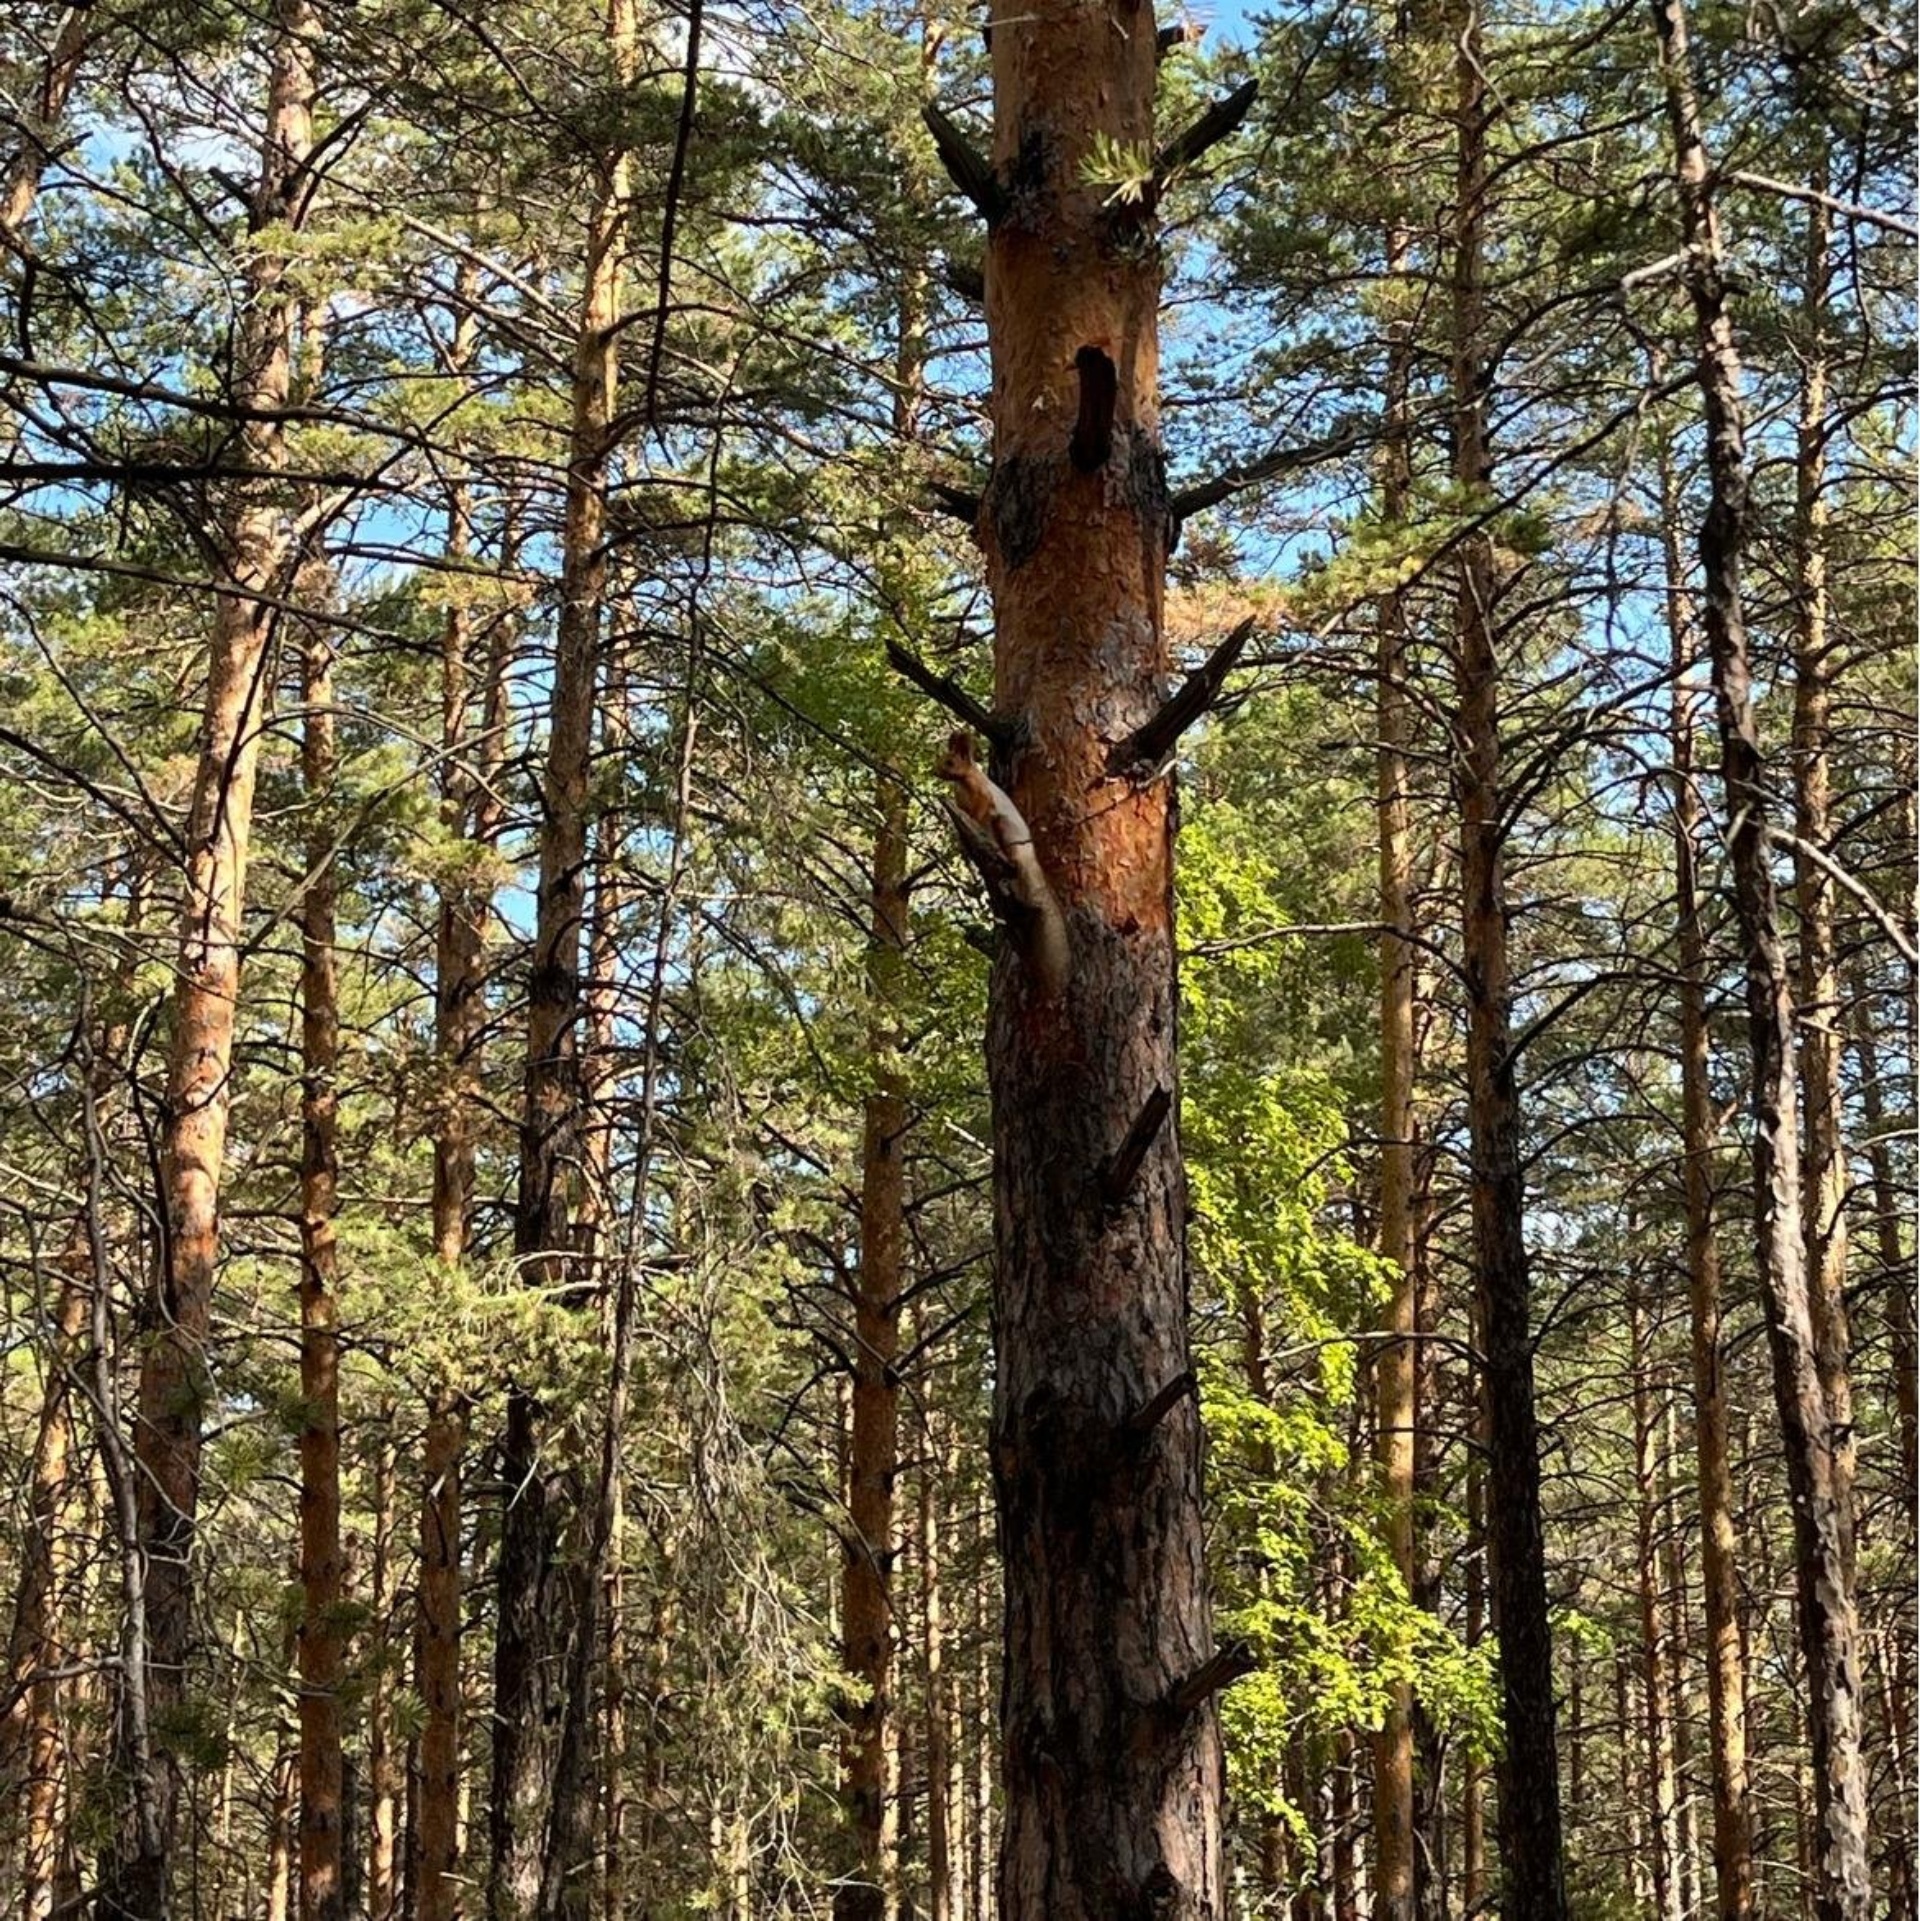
934, 731, 1070, 1000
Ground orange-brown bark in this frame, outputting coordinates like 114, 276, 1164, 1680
972, 1, 1229, 1911
106, 7, 315, 1905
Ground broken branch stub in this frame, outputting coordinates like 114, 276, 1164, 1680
1109, 617, 1256, 773
922, 102, 1006, 224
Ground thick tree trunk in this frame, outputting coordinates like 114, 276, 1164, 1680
1632, 1285, 1684, 1921
492, 3, 634, 1901
1446, 5, 1567, 1910
1659, 460, 1756, 1921
972, 2, 1230, 1911
101, 9, 314, 1908
1650, 4, 1872, 1910
299, 596, 346, 1921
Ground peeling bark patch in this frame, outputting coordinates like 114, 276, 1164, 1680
989, 454, 1052, 571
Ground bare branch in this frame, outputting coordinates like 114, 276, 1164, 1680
1154, 79, 1259, 183
884, 639, 1000, 741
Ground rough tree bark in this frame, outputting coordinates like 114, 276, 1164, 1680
1659, 448, 1755, 1921
1650, 3, 1872, 1910
298, 580, 346, 1921
100, 6, 315, 1908
491, 0, 635, 1904
954, 2, 1248, 1908
1446, 2, 1568, 1908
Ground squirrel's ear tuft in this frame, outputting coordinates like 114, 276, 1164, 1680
947, 730, 974, 761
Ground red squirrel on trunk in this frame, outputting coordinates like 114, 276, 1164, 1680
935, 731, 1069, 1000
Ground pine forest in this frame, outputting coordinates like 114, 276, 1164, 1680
0, 0, 1913, 1915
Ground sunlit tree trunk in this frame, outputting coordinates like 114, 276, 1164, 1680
1651, 5, 1871, 1908
971, 0, 1234, 1905
101, 8, 315, 1907
1789, 168, 1856, 1532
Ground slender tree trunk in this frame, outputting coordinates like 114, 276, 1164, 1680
1849, 1000, 1916, 1516
491, 4, 635, 1903
100, 10, 314, 1907
1618, 1650, 1651, 1909
923, 1409, 955, 1921
537, 634, 699, 1919
370, 1419, 401, 1919
269, 1749, 300, 1921
1663, 1400, 1704, 1918
837, 773, 908, 1921
1632, 1284, 1684, 1921
298, 578, 346, 1921
6, 1259, 88, 1921
1409, 1191, 1446, 1921
1371, 200, 1418, 1921
972, 1, 1232, 1908
1660, 451, 1756, 1921
1446, 5, 1567, 1909
1461, 1424, 1486, 1920
1650, 5, 1872, 1909
1789, 168, 1856, 1523
416, 293, 507, 1921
